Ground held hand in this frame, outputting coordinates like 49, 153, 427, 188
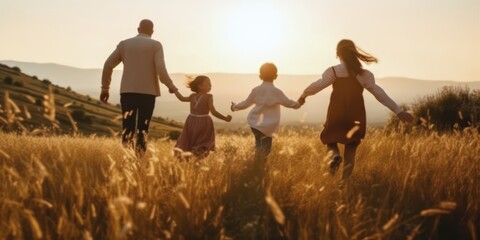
225, 115, 232, 122
100, 91, 109, 103
230, 102, 236, 112
298, 96, 306, 105
397, 111, 414, 124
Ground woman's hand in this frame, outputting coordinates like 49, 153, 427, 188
397, 111, 414, 123
230, 102, 236, 112
225, 115, 232, 122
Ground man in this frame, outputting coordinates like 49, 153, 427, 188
100, 19, 178, 156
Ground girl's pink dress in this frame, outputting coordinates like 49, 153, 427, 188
175, 93, 215, 156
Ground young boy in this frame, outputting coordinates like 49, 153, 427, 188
231, 63, 302, 172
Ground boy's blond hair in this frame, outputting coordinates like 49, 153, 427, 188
260, 63, 277, 81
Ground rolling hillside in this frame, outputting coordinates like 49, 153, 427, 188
0, 63, 182, 137
2, 60, 480, 125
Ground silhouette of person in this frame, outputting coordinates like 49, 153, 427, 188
299, 39, 414, 179
100, 19, 178, 157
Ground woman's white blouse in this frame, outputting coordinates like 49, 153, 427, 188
302, 64, 403, 115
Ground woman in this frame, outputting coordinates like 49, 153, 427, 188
299, 39, 414, 179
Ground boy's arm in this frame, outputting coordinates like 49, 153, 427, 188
278, 91, 301, 109
232, 90, 255, 111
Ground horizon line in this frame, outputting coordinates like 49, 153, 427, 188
1, 59, 478, 83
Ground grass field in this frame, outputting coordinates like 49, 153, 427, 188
0, 127, 478, 239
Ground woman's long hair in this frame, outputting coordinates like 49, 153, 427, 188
336, 39, 378, 76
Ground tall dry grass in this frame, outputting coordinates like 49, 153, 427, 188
0, 127, 479, 239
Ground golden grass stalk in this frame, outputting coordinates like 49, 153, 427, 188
25, 210, 43, 239
83, 231, 93, 240
0, 148, 11, 159
406, 224, 422, 240
149, 205, 157, 220
438, 201, 457, 211
23, 105, 31, 120
66, 111, 79, 136
24, 95, 36, 104
467, 220, 477, 240
113, 115, 123, 121
178, 192, 191, 209
420, 209, 451, 216
265, 191, 285, 225
382, 214, 399, 231
0, 116, 7, 125
2, 199, 23, 207
42, 85, 59, 128
4, 91, 15, 126
32, 198, 53, 208
346, 125, 360, 139
91, 204, 97, 218
7, 98, 21, 114
15, 121, 28, 132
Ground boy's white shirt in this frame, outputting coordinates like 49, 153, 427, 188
233, 81, 300, 137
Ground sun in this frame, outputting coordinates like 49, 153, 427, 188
223, 4, 287, 59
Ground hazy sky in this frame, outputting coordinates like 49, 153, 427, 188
1, 0, 479, 81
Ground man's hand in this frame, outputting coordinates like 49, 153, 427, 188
100, 91, 109, 103
230, 102, 236, 112
225, 115, 232, 122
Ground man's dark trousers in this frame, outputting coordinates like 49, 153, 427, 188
120, 93, 155, 155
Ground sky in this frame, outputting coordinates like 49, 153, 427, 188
1, 0, 479, 82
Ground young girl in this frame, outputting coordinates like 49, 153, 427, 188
299, 39, 414, 179
173, 75, 232, 158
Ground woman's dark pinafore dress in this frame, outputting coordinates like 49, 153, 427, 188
320, 67, 366, 145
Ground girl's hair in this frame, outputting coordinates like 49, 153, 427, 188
187, 75, 209, 93
336, 39, 378, 76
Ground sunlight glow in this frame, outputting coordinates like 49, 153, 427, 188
223, 3, 286, 59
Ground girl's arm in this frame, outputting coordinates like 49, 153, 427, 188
208, 95, 232, 122
231, 89, 255, 111
174, 91, 190, 102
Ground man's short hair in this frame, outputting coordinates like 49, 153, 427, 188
138, 19, 154, 34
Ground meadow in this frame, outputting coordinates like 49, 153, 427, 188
0, 127, 478, 239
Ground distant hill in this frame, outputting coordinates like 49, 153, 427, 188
0, 63, 182, 137
2, 60, 479, 125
